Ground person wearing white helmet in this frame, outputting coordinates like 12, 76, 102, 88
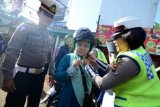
84, 16, 160, 107
1, 0, 58, 107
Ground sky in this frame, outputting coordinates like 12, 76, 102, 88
66, 0, 160, 31
22, 0, 160, 31
66, 0, 102, 32
155, 2, 160, 24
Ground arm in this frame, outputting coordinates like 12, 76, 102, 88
87, 57, 140, 90
95, 57, 139, 90
48, 46, 67, 74
96, 58, 111, 72
54, 45, 69, 69
88, 53, 110, 72
54, 46, 65, 68
48, 45, 69, 86
1, 23, 28, 80
1, 23, 29, 92
54, 54, 71, 82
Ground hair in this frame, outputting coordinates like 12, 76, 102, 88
64, 35, 72, 41
64, 35, 73, 45
38, 7, 42, 12
121, 27, 146, 50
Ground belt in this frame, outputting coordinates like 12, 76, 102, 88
17, 65, 44, 74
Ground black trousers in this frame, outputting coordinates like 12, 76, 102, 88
4, 71, 46, 107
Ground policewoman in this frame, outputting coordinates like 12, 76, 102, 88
1, 0, 58, 107
85, 16, 160, 107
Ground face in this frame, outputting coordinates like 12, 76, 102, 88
66, 38, 74, 48
38, 10, 54, 27
75, 40, 90, 57
113, 38, 130, 53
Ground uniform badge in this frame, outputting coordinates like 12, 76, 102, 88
50, 5, 56, 14
18, 25, 26, 32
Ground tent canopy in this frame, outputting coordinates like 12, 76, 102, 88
49, 28, 75, 37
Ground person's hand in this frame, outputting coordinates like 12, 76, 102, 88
73, 59, 80, 69
110, 58, 122, 71
2, 79, 16, 93
88, 53, 96, 63
87, 53, 98, 69
48, 75, 56, 87
82, 58, 90, 66
109, 53, 117, 64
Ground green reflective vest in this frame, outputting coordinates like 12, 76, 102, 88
114, 46, 160, 107
96, 48, 108, 64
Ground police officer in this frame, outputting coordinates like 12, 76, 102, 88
85, 16, 160, 107
1, 0, 58, 107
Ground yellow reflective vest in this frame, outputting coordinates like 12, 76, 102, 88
114, 46, 160, 107
96, 48, 108, 64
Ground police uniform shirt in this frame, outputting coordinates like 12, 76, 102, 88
1, 22, 53, 80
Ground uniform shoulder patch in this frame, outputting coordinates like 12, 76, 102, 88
18, 24, 26, 32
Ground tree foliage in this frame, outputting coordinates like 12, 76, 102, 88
153, 22, 160, 29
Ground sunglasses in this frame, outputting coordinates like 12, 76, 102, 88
42, 10, 54, 18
